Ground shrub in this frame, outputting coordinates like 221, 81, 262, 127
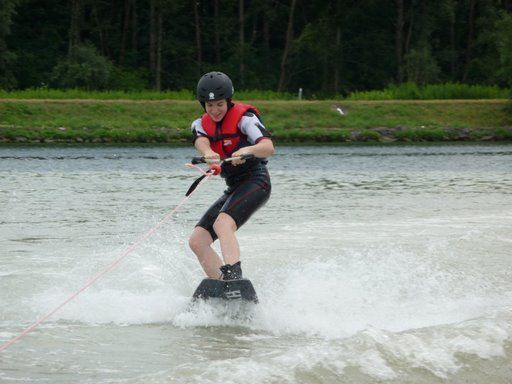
495, 12, 512, 88
348, 82, 509, 100
108, 67, 150, 91
50, 44, 113, 90
404, 47, 441, 85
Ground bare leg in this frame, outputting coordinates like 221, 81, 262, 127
188, 227, 223, 279
213, 213, 240, 266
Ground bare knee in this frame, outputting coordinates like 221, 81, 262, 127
188, 235, 201, 254
213, 213, 237, 237
189, 228, 212, 254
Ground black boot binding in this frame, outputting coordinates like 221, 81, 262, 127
220, 261, 243, 280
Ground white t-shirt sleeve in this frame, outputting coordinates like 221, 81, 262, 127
191, 118, 207, 139
238, 113, 271, 144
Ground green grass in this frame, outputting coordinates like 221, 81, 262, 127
1, 83, 508, 101
0, 88, 296, 101
0, 99, 511, 144
348, 82, 509, 100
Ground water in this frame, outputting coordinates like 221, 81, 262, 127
1, 144, 511, 383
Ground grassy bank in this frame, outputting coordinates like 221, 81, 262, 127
0, 99, 511, 144
1, 83, 508, 101
347, 83, 509, 100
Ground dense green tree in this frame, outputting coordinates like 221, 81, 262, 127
0, 0, 21, 89
3, 0, 512, 93
10, 0, 69, 88
495, 10, 512, 86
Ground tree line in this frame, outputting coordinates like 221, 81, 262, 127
1, 0, 511, 96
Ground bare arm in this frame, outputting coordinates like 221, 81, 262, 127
231, 138, 275, 165
194, 136, 220, 164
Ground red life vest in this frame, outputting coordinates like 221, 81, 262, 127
201, 103, 260, 158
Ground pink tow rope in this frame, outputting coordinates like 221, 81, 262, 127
0, 163, 218, 353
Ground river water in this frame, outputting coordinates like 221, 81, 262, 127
0, 144, 511, 383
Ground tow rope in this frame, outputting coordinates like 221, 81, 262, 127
0, 160, 220, 353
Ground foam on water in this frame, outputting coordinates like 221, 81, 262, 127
26, 238, 511, 333
17, 235, 511, 381
167, 312, 512, 383
138, 315, 511, 383
249, 246, 510, 338
9, 236, 507, 382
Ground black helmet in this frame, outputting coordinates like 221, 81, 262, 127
196, 71, 234, 102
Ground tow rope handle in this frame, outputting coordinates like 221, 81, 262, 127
191, 153, 255, 165
185, 154, 256, 196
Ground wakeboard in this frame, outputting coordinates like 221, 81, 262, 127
192, 278, 258, 304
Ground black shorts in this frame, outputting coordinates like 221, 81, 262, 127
196, 165, 271, 241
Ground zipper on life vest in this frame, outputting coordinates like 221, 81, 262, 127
215, 122, 229, 158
